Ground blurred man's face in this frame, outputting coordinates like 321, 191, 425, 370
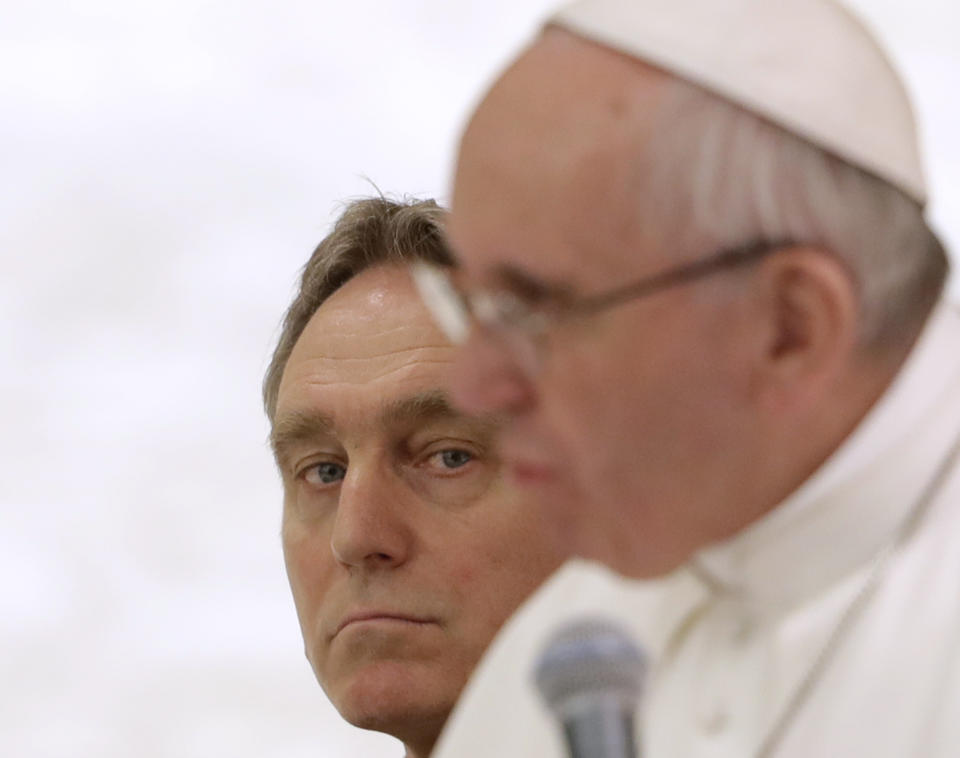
445, 31, 754, 578
273, 265, 565, 755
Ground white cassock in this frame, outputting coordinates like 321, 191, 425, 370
432, 297, 960, 757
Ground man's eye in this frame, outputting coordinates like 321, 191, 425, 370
303, 461, 346, 486
436, 449, 473, 469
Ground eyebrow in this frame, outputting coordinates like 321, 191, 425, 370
270, 390, 499, 469
270, 409, 337, 469
379, 389, 466, 426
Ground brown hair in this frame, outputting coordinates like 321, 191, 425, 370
262, 196, 452, 421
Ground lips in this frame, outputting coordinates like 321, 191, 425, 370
498, 429, 560, 484
508, 459, 558, 484
501, 446, 559, 484
333, 611, 438, 639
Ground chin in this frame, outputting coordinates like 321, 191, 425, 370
328, 661, 455, 742
571, 518, 679, 580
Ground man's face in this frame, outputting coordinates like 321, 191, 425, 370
446, 31, 755, 578
273, 265, 565, 750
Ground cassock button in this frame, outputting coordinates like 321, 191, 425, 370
700, 707, 728, 735
732, 615, 753, 644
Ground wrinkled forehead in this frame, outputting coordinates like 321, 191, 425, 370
450, 29, 671, 289
287, 264, 444, 361
274, 265, 457, 417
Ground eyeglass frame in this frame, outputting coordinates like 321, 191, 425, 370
412, 238, 793, 368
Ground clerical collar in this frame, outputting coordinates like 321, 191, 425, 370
691, 296, 960, 609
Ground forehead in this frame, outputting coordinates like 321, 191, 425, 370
275, 265, 455, 426
450, 29, 669, 289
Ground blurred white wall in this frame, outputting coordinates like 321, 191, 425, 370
0, 1, 956, 756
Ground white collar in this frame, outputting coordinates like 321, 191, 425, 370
691, 297, 960, 610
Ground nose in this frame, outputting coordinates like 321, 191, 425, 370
330, 463, 413, 570
447, 327, 537, 416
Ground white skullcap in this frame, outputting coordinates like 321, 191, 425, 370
548, 0, 928, 205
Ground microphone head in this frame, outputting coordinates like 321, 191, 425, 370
533, 616, 648, 720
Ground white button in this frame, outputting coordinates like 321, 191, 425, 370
732, 615, 753, 644
700, 707, 728, 734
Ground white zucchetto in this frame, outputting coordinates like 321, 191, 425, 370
548, 0, 927, 204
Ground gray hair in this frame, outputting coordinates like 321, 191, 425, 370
262, 196, 451, 422
640, 77, 949, 350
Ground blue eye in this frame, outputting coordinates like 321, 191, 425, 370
440, 449, 473, 469
305, 462, 346, 485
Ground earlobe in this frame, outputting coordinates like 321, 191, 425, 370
756, 247, 859, 410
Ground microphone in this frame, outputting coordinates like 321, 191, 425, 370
533, 617, 647, 758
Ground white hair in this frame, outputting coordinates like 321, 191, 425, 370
639, 77, 949, 349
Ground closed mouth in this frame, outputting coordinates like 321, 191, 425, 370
333, 612, 437, 638
508, 458, 557, 483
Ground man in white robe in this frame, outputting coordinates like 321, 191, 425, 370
412, 1, 959, 755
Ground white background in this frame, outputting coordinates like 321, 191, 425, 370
1, 2, 957, 756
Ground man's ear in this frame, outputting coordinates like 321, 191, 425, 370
750, 246, 859, 411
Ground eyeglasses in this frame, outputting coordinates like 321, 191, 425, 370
412, 239, 789, 373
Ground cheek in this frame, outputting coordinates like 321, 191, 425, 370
282, 521, 336, 637
551, 308, 747, 488
538, 341, 632, 480
446, 557, 481, 587
444, 507, 566, 638
534, 318, 686, 490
